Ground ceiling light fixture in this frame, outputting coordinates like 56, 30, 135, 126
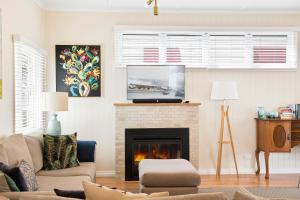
144, 0, 158, 16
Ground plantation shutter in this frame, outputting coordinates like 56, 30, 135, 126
207, 34, 248, 67
117, 33, 160, 65
251, 33, 296, 68
115, 28, 297, 69
165, 34, 202, 67
14, 37, 47, 134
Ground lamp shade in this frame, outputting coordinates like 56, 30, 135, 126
44, 92, 68, 111
211, 81, 239, 100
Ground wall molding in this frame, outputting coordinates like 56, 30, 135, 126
96, 171, 116, 177
198, 168, 300, 175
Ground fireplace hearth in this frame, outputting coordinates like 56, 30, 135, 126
125, 128, 189, 181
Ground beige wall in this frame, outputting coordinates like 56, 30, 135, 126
0, 0, 46, 137
45, 11, 300, 174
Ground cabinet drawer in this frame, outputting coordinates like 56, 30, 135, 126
291, 121, 300, 131
292, 132, 300, 141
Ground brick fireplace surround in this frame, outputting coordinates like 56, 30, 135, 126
114, 102, 201, 179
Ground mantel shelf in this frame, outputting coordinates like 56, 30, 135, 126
113, 102, 201, 107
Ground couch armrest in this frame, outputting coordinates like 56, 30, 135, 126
77, 141, 97, 162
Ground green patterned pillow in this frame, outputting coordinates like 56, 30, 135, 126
43, 133, 79, 170
4, 173, 20, 192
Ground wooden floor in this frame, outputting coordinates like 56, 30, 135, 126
96, 174, 300, 190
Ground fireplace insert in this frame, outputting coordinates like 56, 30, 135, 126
125, 128, 189, 181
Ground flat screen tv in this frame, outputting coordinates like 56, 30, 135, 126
127, 65, 185, 102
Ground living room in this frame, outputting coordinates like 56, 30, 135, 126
0, 0, 300, 199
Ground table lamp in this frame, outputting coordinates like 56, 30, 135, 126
44, 92, 68, 135
211, 81, 239, 178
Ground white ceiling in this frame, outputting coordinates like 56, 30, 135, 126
38, 0, 300, 11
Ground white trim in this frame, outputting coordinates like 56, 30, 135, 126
114, 25, 300, 32
96, 171, 116, 177
198, 168, 300, 175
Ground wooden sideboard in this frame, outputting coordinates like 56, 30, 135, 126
255, 118, 300, 179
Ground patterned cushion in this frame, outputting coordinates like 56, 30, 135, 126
18, 160, 38, 191
43, 133, 79, 170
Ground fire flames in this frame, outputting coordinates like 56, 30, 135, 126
134, 148, 170, 166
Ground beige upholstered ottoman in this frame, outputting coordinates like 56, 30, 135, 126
139, 159, 201, 195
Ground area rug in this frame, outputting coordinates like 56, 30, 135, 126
198, 187, 300, 199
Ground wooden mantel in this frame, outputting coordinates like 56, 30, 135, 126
113, 102, 201, 107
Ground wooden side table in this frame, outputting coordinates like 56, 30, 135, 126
255, 118, 300, 179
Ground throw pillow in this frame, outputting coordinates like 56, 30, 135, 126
43, 133, 79, 170
3, 173, 20, 192
233, 188, 281, 200
82, 181, 169, 200
18, 160, 38, 191
54, 188, 85, 199
0, 162, 28, 191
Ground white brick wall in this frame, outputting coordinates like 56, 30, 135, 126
115, 105, 200, 179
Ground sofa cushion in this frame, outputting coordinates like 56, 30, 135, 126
18, 160, 38, 191
3, 172, 20, 192
148, 193, 228, 200
37, 162, 96, 181
19, 195, 77, 200
232, 188, 287, 200
139, 159, 201, 187
0, 162, 28, 191
43, 133, 79, 170
140, 186, 198, 196
2, 191, 55, 200
36, 175, 91, 191
24, 136, 43, 173
82, 181, 169, 200
0, 144, 8, 165
2, 134, 34, 169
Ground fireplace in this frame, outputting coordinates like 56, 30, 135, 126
125, 128, 189, 181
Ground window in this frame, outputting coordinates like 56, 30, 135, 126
14, 36, 47, 134
115, 28, 297, 69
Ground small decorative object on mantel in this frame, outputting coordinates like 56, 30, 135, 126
56, 45, 101, 97
44, 92, 68, 135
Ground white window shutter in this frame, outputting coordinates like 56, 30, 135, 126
117, 33, 160, 66
165, 34, 202, 67
207, 34, 248, 68
115, 28, 297, 69
14, 39, 47, 134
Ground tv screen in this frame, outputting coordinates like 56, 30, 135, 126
127, 65, 185, 100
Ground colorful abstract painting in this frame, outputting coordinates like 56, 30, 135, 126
56, 45, 101, 97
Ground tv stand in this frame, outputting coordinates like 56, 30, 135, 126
132, 99, 183, 103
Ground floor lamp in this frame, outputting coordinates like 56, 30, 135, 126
211, 81, 239, 179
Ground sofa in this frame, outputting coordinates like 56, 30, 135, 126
0, 134, 96, 199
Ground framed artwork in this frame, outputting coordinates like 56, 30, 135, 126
56, 45, 101, 97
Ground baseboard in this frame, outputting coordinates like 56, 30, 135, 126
198, 168, 256, 175
198, 168, 300, 175
96, 171, 116, 177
